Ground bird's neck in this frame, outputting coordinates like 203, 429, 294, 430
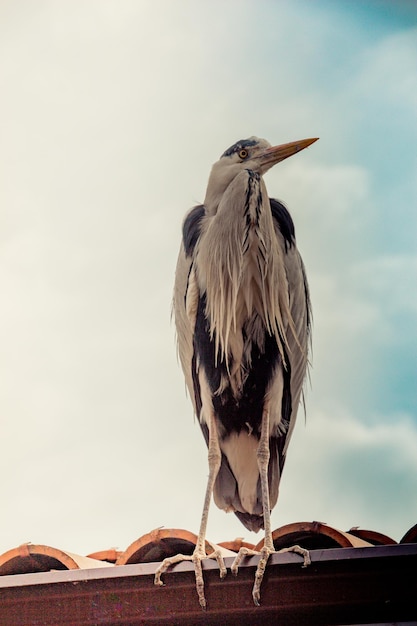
197, 170, 289, 375
203, 163, 241, 215
203, 184, 225, 216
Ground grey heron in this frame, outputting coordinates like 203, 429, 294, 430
155, 135, 318, 608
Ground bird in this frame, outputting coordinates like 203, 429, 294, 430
154, 135, 318, 608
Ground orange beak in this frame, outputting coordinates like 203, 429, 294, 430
259, 137, 319, 167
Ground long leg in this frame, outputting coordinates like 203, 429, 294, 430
154, 411, 226, 609
231, 406, 310, 605
252, 405, 275, 604
230, 406, 273, 602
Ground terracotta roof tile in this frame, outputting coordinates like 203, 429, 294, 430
0, 544, 113, 576
400, 522, 417, 544
0, 520, 415, 577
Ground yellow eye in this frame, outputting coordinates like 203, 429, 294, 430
238, 148, 248, 159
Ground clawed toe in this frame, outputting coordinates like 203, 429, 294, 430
155, 538, 310, 609
154, 548, 226, 610
230, 542, 311, 606
154, 552, 192, 587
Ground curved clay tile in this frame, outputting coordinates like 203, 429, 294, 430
400, 522, 417, 544
218, 538, 255, 552
347, 527, 397, 546
255, 521, 373, 552
86, 549, 122, 564
0, 544, 113, 576
116, 528, 234, 566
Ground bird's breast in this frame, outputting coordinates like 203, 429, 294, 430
192, 169, 290, 413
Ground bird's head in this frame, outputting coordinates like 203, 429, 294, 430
204, 136, 318, 214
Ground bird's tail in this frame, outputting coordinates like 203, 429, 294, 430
234, 510, 264, 533
213, 434, 282, 533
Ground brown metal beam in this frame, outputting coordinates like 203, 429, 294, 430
0, 545, 416, 625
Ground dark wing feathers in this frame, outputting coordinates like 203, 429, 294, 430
174, 198, 310, 533
269, 198, 295, 251
182, 204, 205, 257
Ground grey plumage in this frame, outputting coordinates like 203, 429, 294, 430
155, 135, 317, 608
174, 136, 315, 531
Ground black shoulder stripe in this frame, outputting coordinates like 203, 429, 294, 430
182, 204, 205, 257
270, 198, 295, 251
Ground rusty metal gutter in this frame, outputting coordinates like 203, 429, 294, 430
0, 544, 416, 625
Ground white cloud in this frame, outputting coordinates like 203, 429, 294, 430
0, 1, 415, 557
278, 407, 417, 541
354, 27, 417, 108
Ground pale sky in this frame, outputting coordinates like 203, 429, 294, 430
1, 0, 416, 556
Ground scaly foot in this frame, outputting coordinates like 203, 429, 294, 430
154, 547, 227, 610
231, 544, 310, 606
